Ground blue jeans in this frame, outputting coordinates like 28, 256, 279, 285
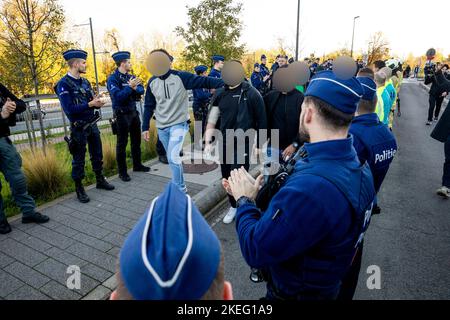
0, 137, 36, 221
158, 122, 189, 192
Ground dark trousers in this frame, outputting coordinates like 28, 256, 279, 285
116, 111, 142, 175
337, 243, 364, 301
0, 137, 36, 221
220, 141, 251, 208
443, 136, 450, 188
428, 95, 445, 122
71, 124, 103, 181
156, 137, 166, 157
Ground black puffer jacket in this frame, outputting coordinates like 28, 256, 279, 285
425, 69, 450, 97
0, 83, 27, 138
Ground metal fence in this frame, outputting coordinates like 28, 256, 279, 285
11, 94, 145, 153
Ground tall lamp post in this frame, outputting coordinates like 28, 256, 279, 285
350, 16, 360, 58
295, 0, 301, 61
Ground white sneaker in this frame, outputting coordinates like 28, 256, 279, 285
437, 187, 450, 199
223, 208, 237, 224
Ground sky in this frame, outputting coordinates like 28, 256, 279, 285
60, 0, 450, 59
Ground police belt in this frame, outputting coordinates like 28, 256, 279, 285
114, 108, 138, 116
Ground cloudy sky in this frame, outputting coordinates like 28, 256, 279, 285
60, 0, 450, 59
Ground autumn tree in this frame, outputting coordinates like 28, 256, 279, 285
366, 32, 390, 66
175, 0, 246, 67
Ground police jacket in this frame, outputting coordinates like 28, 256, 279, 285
350, 113, 398, 194
208, 68, 222, 79
260, 64, 270, 78
251, 71, 264, 92
107, 69, 145, 114
55, 74, 95, 123
211, 81, 268, 148
193, 88, 212, 114
425, 70, 450, 97
0, 83, 27, 138
264, 89, 304, 150
143, 70, 223, 131
236, 137, 376, 300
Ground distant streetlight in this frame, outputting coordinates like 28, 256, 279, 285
350, 16, 360, 58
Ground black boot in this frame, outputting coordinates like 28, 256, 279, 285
119, 173, 131, 182
133, 165, 151, 173
75, 180, 90, 204
96, 174, 115, 191
0, 219, 12, 235
159, 155, 169, 165
22, 212, 50, 225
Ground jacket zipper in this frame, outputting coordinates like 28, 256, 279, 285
163, 80, 168, 99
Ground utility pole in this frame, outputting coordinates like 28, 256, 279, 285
295, 0, 301, 61
351, 16, 360, 58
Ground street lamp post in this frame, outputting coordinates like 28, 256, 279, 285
295, 0, 301, 61
350, 16, 360, 58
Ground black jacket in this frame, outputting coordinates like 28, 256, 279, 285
0, 83, 27, 138
264, 89, 304, 150
425, 70, 450, 97
212, 81, 268, 148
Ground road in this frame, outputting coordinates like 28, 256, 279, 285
209, 80, 450, 300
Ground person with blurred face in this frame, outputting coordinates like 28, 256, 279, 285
107, 51, 150, 183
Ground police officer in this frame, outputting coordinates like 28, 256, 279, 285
193, 65, 212, 139
107, 51, 150, 182
338, 76, 398, 300
0, 83, 50, 234
260, 54, 270, 78
111, 183, 234, 300
226, 70, 376, 300
56, 49, 115, 204
250, 63, 265, 95
209, 55, 225, 79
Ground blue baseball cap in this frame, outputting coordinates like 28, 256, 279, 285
305, 70, 364, 114
119, 183, 222, 300
212, 55, 225, 62
194, 65, 208, 74
63, 49, 88, 61
112, 51, 131, 63
357, 77, 377, 101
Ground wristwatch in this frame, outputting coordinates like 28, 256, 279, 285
237, 196, 256, 208
293, 142, 300, 150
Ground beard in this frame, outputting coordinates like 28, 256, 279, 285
298, 113, 311, 145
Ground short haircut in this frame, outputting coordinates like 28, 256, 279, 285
358, 96, 378, 114
68, 58, 82, 68
151, 48, 171, 59
374, 71, 387, 86
358, 67, 375, 79
114, 253, 225, 300
116, 60, 127, 68
305, 96, 354, 130
374, 60, 386, 70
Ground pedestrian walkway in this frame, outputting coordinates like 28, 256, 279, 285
0, 148, 221, 300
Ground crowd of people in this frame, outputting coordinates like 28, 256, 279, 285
0, 46, 449, 302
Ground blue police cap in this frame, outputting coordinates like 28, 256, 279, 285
194, 65, 208, 74
119, 183, 222, 300
212, 55, 225, 62
261, 54, 267, 59
112, 51, 131, 63
254, 63, 260, 68
357, 77, 377, 101
305, 70, 364, 114
63, 49, 88, 61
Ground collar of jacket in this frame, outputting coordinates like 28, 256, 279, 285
353, 113, 380, 126
225, 81, 251, 92
300, 136, 357, 163
159, 70, 174, 81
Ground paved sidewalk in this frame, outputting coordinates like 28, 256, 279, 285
0, 150, 221, 300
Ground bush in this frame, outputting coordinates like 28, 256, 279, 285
22, 146, 68, 201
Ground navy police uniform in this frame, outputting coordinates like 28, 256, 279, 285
250, 63, 265, 95
338, 77, 398, 300
107, 51, 148, 179
209, 55, 224, 79
55, 50, 103, 182
235, 71, 376, 300
192, 65, 212, 133
260, 55, 270, 78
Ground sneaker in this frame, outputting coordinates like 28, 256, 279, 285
397, 112, 402, 117
0, 219, 12, 235
223, 208, 237, 224
426, 121, 432, 126
159, 155, 169, 165
437, 186, 450, 199
434, 117, 439, 122
22, 212, 50, 225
